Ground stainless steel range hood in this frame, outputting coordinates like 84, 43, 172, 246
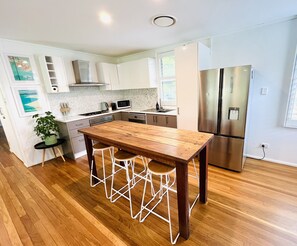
72, 60, 104, 85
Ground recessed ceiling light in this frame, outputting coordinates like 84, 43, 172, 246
99, 11, 112, 25
152, 15, 177, 27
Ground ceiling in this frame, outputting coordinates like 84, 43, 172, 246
0, 0, 296, 57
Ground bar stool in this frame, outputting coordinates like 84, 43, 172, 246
139, 160, 179, 244
110, 150, 148, 219
90, 142, 114, 199
139, 159, 200, 244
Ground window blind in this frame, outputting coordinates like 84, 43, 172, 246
285, 51, 297, 127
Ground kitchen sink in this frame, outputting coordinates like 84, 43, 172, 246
142, 108, 174, 113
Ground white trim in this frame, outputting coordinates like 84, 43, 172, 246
157, 50, 176, 106
284, 45, 297, 128
245, 154, 297, 168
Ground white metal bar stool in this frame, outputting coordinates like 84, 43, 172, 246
110, 150, 149, 219
90, 142, 114, 199
139, 158, 200, 244
139, 160, 180, 244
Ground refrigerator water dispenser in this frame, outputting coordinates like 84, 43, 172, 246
228, 107, 240, 120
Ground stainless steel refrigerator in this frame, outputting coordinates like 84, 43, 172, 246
198, 65, 252, 172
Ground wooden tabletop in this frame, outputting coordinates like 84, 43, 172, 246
79, 120, 214, 240
79, 120, 213, 165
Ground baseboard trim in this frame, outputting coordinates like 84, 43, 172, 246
245, 154, 297, 168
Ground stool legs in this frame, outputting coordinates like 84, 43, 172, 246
90, 147, 114, 199
139, 171, 180, 244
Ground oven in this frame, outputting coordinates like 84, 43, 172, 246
128, 112, 146, 124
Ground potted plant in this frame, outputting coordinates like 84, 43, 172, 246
32, 111, 59, 145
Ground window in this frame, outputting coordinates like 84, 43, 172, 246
285, 49, 297, 128
158, 51, 176, 105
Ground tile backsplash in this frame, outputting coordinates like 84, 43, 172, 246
47, 87, 158, 117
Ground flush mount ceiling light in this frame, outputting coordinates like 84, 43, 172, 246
152, 15, 177, 27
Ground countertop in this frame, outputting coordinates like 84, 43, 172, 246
56, 108, 177, 123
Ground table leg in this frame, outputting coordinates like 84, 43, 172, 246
42, 149, 46, 167
52, 147, 57, 157
199, 145, 208, 203
176, 162, 189, 239
55, 147, 65, 162
83, 135, 98, 185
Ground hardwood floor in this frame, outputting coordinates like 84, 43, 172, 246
0, 133, 297, 245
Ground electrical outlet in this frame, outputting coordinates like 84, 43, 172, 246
260, 143, 269, 148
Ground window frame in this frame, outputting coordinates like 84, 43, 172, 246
157, 51, 176, 106
285, 46, 297, 128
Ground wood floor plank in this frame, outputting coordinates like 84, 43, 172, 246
1, 127, 297, 245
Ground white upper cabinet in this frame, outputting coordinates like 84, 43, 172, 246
39, 55, 69, 93
106, 58, 157, 90
96, 62, 120, 90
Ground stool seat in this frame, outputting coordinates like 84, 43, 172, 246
114, 150, 137, 161
90, 142, 114, 199
148, 160, 175, 175
93, 142, 111, 150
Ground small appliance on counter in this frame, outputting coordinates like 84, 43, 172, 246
116, 100, 131, 109
100, 102, 109, 112
111, 102, 117, 111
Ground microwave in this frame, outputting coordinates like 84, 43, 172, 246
116, 100, 131, 109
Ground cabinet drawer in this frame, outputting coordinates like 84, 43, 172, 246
67, 119, 90, 131
69, 128, 83, 138
71, 135, 86, 153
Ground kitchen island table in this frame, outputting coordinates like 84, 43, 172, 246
79, 121, 213, 240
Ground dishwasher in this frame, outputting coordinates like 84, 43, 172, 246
128, 112, 146, 124
89, 114, 114, 126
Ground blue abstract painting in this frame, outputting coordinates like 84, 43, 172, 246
18, 90, 41, 113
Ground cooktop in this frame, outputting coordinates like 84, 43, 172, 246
79, 110, 108, 116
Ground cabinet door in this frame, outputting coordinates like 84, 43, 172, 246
165, 116, 177, 128
117, 58, 157, 90
175, 42, 198, 131
113, 112, 122, 120
97, 63, 120, 90
121, 112, 129, 121
156, 115, 166, 127
146, 114, 156, 125
71, 135, 86, 153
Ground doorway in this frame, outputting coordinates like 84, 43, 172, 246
0, 119, 9, 152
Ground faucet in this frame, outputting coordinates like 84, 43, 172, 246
159, 98, 163, 110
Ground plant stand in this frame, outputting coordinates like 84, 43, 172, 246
34, 138, 66, 167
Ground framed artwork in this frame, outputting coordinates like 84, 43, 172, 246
4, 54, 39, 84
11, 86, 44, 117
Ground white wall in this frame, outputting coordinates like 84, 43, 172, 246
0, 38, 158, 167
0, 39, 116, 167
211, 19, 297, 166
